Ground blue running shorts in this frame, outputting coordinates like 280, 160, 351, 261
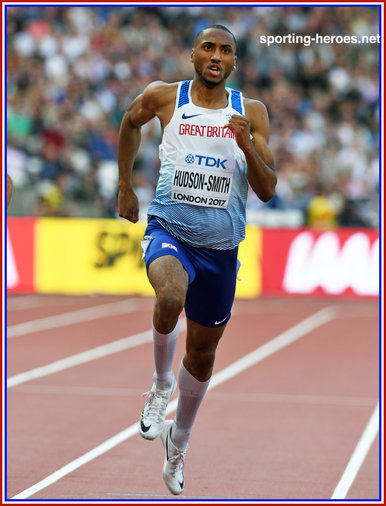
142, 219, 239, 328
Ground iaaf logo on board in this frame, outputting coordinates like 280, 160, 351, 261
283, 231, 379, 296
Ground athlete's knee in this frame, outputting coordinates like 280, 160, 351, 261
157, 291, 185, 318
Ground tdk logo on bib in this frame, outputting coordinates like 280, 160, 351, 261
184, 154, 227, 169
185, 154, 195, 164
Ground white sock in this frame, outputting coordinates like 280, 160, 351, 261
153, 318, 180, 390
171, 361, 210, 450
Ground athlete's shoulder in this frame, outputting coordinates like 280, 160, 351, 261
241, 97, 270, 139
142, 81, 179, 111
242, 96, 269, 118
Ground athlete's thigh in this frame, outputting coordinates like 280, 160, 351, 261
184, 247, 238, 328
142, 219, 194, 297
148, 255, 189, 298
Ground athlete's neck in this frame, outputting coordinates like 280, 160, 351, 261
190, 77, 229, 110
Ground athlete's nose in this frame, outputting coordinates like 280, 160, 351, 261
211, 48, 221, 62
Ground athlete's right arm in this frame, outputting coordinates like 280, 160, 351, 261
117, 81, 167, 223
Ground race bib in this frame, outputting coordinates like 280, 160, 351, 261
172, 151, 235, 209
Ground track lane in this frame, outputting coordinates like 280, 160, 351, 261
6, 296, 380, 500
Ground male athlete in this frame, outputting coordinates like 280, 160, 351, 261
118, 25, 276, 495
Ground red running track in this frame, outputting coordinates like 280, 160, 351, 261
5, 294, 381, 501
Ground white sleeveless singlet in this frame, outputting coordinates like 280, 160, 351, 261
147, 80, 249, 250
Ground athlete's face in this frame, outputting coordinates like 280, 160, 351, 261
190, 29, 237, 87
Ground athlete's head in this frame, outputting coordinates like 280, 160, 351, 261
190, 25, 237, 88
194, 25, 237, 48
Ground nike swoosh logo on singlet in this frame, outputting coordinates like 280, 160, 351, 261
182, 113, 202, 119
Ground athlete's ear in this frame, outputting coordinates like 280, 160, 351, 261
190, 48, 195, 62
233, 55, 237, 71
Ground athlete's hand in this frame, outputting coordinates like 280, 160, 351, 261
118, 187, 139, 223
224, 114, 253, 153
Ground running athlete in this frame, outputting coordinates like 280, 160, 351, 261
117, 25, 276, 495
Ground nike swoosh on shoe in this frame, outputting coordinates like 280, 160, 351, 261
140, 420, 151, 432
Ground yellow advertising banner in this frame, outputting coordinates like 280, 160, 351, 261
235, 224, 262, 298
35, 218, 261, 297
35, 218, 153, 295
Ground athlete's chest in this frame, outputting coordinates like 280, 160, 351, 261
168, 106, 237, 147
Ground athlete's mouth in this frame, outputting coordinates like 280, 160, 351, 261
208, 65, 221, 77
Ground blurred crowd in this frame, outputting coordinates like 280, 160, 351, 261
6, 5, 380, 227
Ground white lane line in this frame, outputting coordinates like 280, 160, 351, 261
11, 424, 141, 500
7, 333, 150, 388
11, 306, 335, 499
209, 306, 336, 390
331, 402, 380, 499
7, 298, 147, 338
7, 319, 187, 388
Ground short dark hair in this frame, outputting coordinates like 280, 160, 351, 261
194, 24, 237, 48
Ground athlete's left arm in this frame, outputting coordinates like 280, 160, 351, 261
224, 99, 276, 202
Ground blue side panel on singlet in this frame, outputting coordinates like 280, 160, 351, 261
231, 89, 242, 114
177, 80, 190, 108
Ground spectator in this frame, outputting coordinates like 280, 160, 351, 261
6, 5, 379, 228
307, 183, 339, 228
